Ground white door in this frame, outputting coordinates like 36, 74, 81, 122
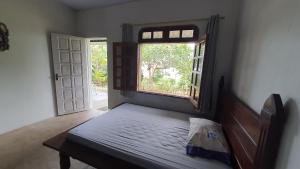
51, 33, 89, 115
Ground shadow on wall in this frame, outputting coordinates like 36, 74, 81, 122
276, 99, 299, 169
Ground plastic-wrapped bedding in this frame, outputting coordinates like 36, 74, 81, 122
67, 103, 231, 169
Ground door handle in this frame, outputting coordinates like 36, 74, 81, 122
55, 74, 62, 80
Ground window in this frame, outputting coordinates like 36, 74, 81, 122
182, 30, 194, 38
113, 25, 207, 106
169, 30, 180, 38
142, 32, 152, 39
153, 31, 163, 39
138, 25, 199, 43
189, 35, 207, 108
136, 25, 200, 97
138, 43, 196, 97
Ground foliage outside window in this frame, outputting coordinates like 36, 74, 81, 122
138, 43, 195, 97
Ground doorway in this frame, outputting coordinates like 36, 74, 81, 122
88, 38, 108, 111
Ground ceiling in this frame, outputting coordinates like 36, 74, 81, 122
59, 0, 140, 10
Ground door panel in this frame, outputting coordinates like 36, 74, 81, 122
51, 33, 89, 115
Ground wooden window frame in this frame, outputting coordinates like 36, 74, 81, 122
189, 34, 208, 108
138, 25, 199, 43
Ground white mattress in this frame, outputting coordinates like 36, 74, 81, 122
68, 103, 231, 169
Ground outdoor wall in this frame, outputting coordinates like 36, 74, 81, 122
0, 0, 76, 134
230, 0, 300, 169
76, 0, 240, 113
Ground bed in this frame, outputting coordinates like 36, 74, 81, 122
68, 103, 230, 169
44, 92, 285, 169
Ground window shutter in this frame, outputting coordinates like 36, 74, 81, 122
113, 42, 138, 91
113, 42, 123, 90
189, 35, 208, 109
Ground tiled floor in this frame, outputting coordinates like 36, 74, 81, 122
0, 109, 106, 169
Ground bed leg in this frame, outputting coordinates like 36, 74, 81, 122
59, 152, 70, 169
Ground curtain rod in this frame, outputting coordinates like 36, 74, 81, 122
128, 16, 225, 27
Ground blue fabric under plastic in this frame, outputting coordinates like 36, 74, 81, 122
186, 145, 232, 167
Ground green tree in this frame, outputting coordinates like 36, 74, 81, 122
140, 43, 194, 96
91, 42, 108, 87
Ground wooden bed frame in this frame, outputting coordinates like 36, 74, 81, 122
44, 93, 285, 169
217, 93, 285, 169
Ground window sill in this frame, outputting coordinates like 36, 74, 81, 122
137, 90, 189, 100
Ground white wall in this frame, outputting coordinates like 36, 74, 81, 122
0, 0, 76, 134
77, 0, 240, 113
231, 0, 300, 168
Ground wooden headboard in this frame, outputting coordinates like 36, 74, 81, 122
217, 93, 285, 169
